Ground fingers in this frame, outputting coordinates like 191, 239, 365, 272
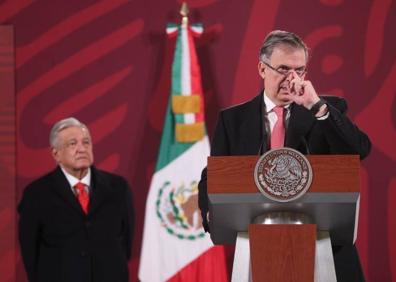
288, 73, 305, 96
285, 72, 308, 106
288, 79, 320, 108
287, 91, 304, 105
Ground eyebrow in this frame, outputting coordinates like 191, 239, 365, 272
66, 137, 91, 143
277, 64, 306, 70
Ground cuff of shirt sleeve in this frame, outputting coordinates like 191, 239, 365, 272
316, 111, 330, 120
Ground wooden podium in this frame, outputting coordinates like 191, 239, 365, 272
207, 155, 360, 282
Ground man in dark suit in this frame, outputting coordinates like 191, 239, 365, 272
18, 117, 134, 282
198, 30, 371, 281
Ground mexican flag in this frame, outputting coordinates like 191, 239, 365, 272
138, 18, 228, 282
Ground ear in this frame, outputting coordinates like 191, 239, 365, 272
258, 61, 266, 79
52, 147, 60, 163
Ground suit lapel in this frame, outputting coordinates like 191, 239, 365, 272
88, 167, 112, 215
285, 103, 315, 150
242, 93, 266, 155
50, 167, 84, 214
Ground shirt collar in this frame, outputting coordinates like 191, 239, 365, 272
60, 166, 91, 188
263, 91, 291, 113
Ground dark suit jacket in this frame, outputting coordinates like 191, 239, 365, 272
18, 166, 134, 282
198, 92, 371, 281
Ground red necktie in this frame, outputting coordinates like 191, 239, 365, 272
271, 106, 285, 149
74, 182, 89, 214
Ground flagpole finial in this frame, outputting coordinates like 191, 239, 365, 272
180, 2, 189, 26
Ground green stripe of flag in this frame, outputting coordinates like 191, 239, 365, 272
155, 96, 193, 172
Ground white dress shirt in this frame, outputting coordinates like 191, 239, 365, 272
263, 91, 329, 129
263, 91, 290, 133
60, 166, 91, 195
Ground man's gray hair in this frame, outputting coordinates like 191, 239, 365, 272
259, 30, 309, 62
49, 117, 89, 148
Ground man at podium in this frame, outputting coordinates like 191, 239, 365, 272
198, 30, 371, 281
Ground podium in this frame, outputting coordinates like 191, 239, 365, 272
207, 155, 360, 282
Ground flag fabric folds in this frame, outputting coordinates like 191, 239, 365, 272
138, 19, 228, 282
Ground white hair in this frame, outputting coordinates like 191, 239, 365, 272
49, 117, 89, 148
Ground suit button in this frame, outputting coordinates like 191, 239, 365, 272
81, 251, 87, 257
85, 221, 91, 228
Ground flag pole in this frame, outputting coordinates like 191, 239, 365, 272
180, 2, 189, 27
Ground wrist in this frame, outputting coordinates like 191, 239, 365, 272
310, 98, 327, 116
307, 97, 321, 110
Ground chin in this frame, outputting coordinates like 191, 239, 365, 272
75, 161, 92, 169
277, 95, 292, 104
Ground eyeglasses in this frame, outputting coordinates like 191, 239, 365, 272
262, 61, 307, 77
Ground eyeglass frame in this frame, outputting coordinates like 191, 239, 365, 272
261, 61, 307, 77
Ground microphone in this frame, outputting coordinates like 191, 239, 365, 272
301, 136, 310, 155
258, 140, 264, 155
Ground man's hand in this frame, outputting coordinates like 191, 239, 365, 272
287, 72, 320, 109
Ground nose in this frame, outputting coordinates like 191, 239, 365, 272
285, 71, 294, 82
286, 69, 300, 81
76, 142, 87, 152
